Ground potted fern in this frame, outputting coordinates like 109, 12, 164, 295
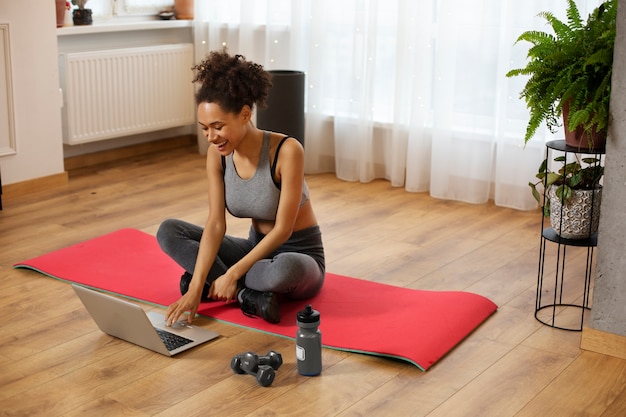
529, 151, 603, 239
506, 0, 617, 150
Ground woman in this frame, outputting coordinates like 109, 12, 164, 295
157, 50, 325, 325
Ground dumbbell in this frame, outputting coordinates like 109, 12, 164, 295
230, 350, 283, 387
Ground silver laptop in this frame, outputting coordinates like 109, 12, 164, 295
72, 284, 219, 356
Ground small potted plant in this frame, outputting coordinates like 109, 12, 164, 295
72, 0, 92, 26
529, 154, 603, 239
506, 0, 617, 150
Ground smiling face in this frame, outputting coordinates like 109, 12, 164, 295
197, 101, 251, 155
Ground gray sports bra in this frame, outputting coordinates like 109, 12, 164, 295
223, 132, 310, 221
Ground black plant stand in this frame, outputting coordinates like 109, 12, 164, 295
535, 140, 604, 331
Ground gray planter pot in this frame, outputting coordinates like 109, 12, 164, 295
549, 185, 602, 239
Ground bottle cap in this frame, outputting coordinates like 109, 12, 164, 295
297, 304, 320, 324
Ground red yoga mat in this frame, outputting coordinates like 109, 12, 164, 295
13, 228, 497, 370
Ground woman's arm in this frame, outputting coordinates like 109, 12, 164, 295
165, 146, 227, 324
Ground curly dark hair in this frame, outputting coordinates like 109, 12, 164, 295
192, 49, 272, 114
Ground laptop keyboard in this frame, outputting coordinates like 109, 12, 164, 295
155, 328, 194, 351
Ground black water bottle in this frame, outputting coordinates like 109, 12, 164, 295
296, 304, 322, 376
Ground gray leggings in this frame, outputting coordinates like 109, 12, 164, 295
156, 219, 325, 299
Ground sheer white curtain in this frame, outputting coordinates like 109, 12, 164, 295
195, 0, 601, 210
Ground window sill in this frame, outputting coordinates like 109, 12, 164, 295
57, 19, 192, 36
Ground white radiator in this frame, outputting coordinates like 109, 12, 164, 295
62, 43, 195, 145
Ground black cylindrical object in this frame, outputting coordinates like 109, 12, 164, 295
257, 70, 305, 147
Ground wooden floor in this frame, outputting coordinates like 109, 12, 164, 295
2, 144, 626, 416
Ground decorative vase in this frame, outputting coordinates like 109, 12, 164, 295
55, 0, 66, 28
73, 8, 93, 25
549, 185, 602, 239
174, 0, 194, 20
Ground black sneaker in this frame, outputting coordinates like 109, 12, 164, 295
239, 288, 281, 324
179, 272, 211, 301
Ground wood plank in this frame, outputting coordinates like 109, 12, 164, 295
515, 351, 626, 417
426, 345, 575, 417
337, 336, 513, 417
600, 387, 626, 417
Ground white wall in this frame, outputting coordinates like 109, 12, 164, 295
0, 1, 65, 186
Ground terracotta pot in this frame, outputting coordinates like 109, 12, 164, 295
562, 100, 607, 151
174, 0, 194, 20
55, 0, 66, 28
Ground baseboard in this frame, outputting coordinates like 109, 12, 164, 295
64, 135, 197, 172
581, 327, 626, 360
3, 172, 69, 199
